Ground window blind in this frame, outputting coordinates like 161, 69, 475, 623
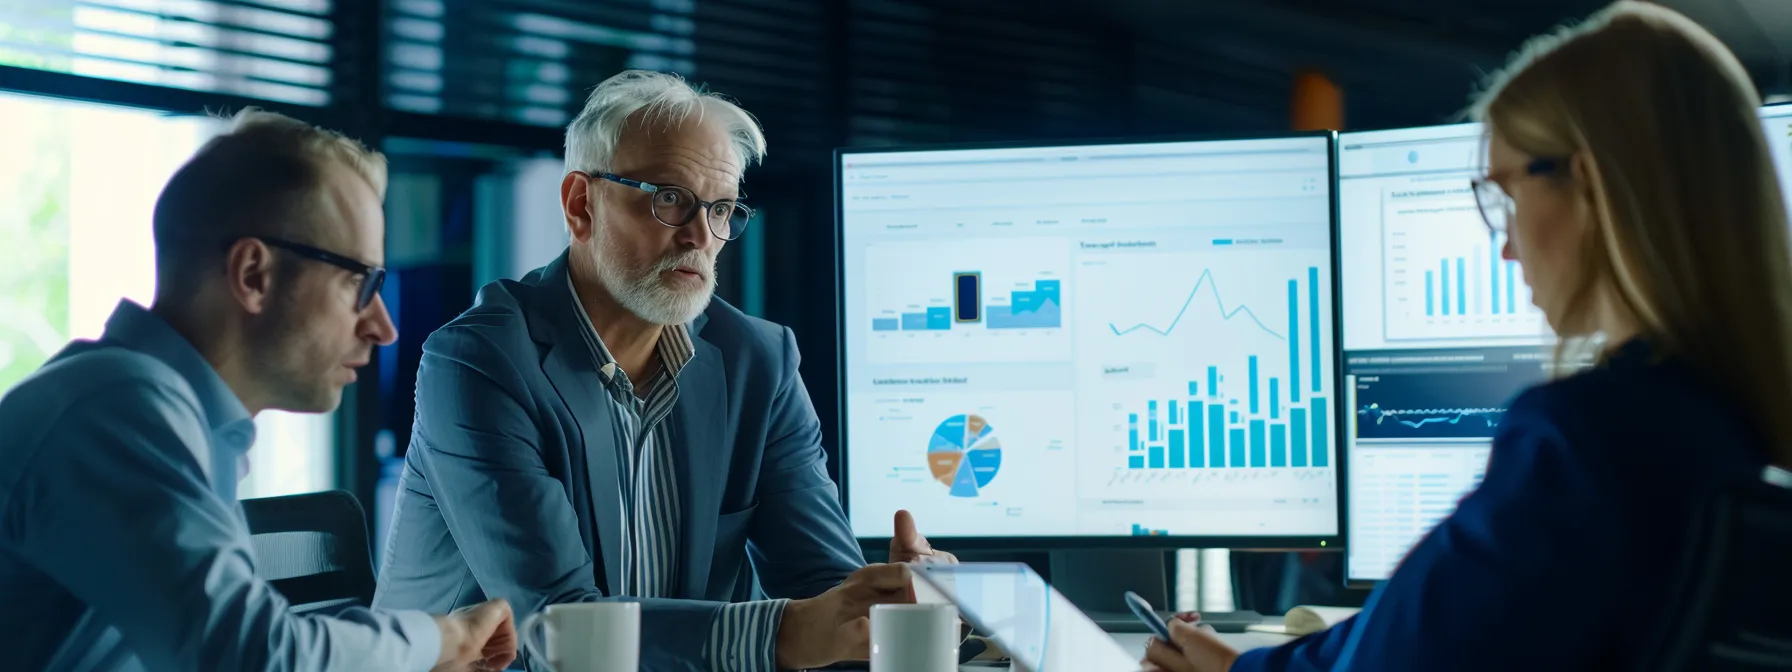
385, 0, 696, 128
0, 0, 335, 105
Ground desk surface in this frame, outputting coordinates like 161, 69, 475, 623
957, 631, 1297, 671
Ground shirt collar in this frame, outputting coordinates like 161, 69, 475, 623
100, 299, 256, 437
566, 273, 697, 384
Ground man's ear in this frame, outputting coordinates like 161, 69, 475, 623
563, 172, 599, 243
222, 238, 278, 315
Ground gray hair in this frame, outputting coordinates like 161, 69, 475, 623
564, 70, 766, 177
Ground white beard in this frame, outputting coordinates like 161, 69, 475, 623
589, 221, 716, 326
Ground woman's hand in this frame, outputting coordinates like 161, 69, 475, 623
1140, 612, 1240, 672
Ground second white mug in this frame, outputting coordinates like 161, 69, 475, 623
870, 603, 960, 672
520, 602, 641, 672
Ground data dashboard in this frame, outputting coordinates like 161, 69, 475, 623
1336, 123, 1555, 582
838, 136, 1341, 540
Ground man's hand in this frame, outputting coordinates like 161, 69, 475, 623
775, 563, 914, 669
888, 509, 958, 565
1141, 613, 1240, 672
432, 598, 518, 672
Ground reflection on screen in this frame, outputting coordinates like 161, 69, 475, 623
916, 563, 1137, 672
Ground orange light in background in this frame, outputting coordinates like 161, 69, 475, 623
1292, 71, 1343, 131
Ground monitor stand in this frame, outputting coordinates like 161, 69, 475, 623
1048, 549, 1262, 633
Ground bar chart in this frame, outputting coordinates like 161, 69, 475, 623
862, 238, 1072, 365
870, 275, 1063, 332
1380, 186, 1548, 342
1101, 263, 1332, 473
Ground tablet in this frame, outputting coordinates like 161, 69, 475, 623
912, 562, 1140, 672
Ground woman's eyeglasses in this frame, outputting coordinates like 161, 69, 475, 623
1470, 157, 1562, 236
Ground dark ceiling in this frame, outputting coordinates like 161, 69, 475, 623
930, 0, 1791, 132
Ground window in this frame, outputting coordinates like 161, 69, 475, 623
0, 0, 337, 105
0, 90, 335, 498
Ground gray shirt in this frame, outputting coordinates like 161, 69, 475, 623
0, 300, 440, 671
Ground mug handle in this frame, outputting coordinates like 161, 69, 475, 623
520, 611, 550, 671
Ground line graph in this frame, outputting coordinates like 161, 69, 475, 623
1358, 404, 1503, 430
1107, 268, 1286, 340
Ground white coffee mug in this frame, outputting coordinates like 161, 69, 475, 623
870, 603, 960, 672
520, 602, 641, 672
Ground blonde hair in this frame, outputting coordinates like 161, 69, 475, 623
152, 108, 386, 294
1472, 1, 1792, 466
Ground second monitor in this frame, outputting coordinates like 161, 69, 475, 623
1335, 122, 1555, 585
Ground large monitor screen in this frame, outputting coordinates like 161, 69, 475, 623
1336, 123, 1555, 584
838, 135, 1342, 543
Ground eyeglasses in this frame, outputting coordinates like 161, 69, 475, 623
1470, 157, 1562, 237
238, 236, 387, 311
591, 172, 754, 241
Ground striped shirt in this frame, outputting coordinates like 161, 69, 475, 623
569, 277, 786, 671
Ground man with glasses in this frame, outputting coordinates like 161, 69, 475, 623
0, 109, 517, 671
375, 70, 953, 671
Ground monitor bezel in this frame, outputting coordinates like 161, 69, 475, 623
832, 130, 1349, 552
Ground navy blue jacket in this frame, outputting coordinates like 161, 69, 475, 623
1239, 340, 1774, 671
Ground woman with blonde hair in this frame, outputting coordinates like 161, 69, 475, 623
1144, 2, 1792, 670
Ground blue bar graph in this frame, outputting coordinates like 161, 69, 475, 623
928, 306, 951, 330
1288, 279, 1301, 403
1271, 424, 1288, 467
873, 318, 900, 331
1506, 261, 1516, 313
1248, 356, 1259, 414
1128, 413, 1140, 468
987, 279, 1062, 329
1115, 265, 1330, 473
1426, 271, 1435, 316
1456, 258, 1465, 318
1308, 267, 1320, 393
1189, 402, 1205, 467
1208, 405, 1225, 468
1490, 243, 1501, 315
1440, 259, 1450, 315
1311, 397, 1329, 467
1249, 420, 1267, 467
1291, 408, 1308, 467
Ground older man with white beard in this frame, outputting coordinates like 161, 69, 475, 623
373, 71, 954, 672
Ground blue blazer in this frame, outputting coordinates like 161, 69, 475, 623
1236, 340, 1774, 671
372, 251, 864, 668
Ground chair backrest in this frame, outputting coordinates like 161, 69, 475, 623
241, 489, 378, 614
1638, 466, 1792, 671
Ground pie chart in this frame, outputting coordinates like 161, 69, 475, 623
927, 414, 1003, 498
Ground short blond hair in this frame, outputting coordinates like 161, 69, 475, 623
1473, 1, 1792, 465
152, 108, 386, 294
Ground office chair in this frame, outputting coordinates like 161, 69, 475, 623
1636, 466, 1792, 671
241, 489, 379, 614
